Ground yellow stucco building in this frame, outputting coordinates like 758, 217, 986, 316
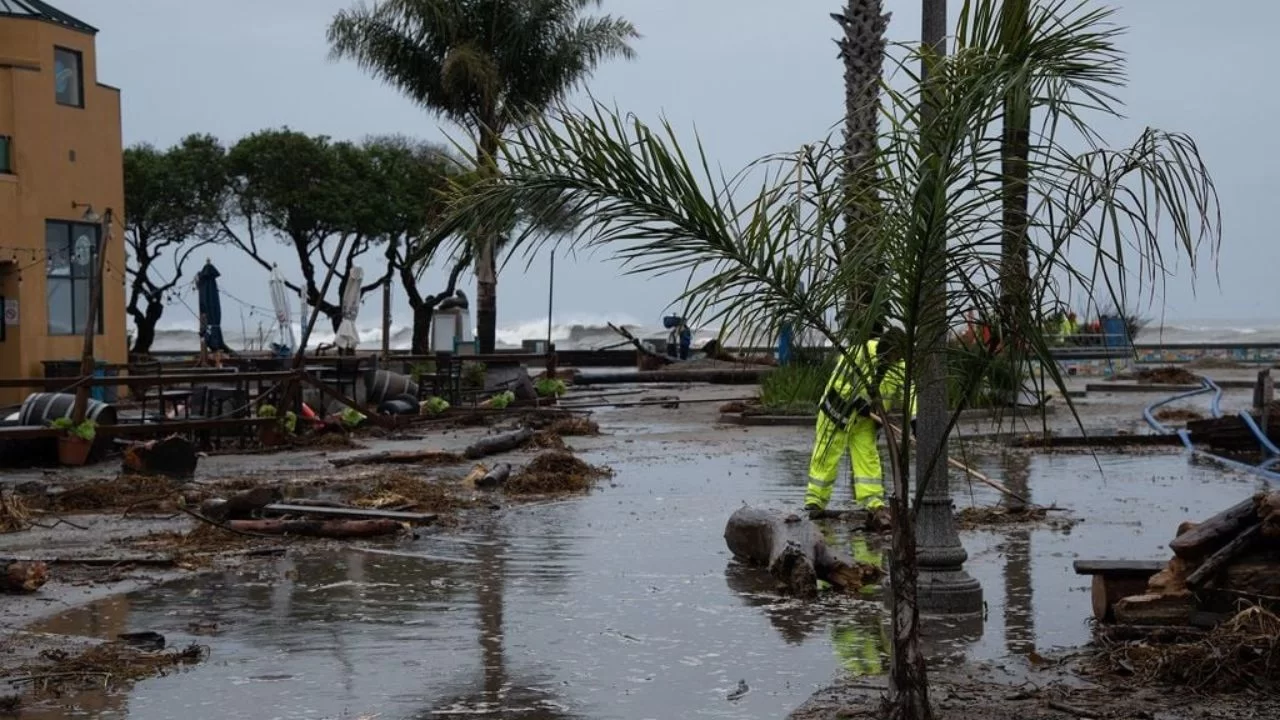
0, 0, 126, 405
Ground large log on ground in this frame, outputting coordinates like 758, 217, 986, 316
330, 450, 462, 468
122, 436, 198, 480
463, 427, 534, 460
723, 506, 881, 599
225, 519, 404, 538
475, 463, 511, 489
1169, 496, 1261, 561
2, 560, 48, 593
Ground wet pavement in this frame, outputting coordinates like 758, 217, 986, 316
17, 419, 1269, 719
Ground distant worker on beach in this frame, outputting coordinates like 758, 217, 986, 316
804, 324, 915, 531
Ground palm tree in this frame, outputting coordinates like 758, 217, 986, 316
831, 0, 890, 310
432, 1, 1220, 716
327, 0, 638, 354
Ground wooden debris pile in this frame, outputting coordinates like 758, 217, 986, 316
1108, 492, 1280, 628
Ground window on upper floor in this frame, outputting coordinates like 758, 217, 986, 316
46, 220, 103, 335
0, 136, 11, 174
54, 47, 83, 108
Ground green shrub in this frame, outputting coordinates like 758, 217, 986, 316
257, 404, 278, 419
489, 390, 516, 409
462, 362, 487, 388
759, 360, 833, 414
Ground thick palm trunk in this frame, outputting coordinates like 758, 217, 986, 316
476, 244, 498, 354
833, 0, 890, 311
999, 0, 1031, 340
475, 127, 502, 355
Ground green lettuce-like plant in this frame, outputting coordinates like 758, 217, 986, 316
489, 391, 516, 410
339, 407, 366, 428
50, 417, 97, 442
422, 396, 450, 415
535, 378, 567, 398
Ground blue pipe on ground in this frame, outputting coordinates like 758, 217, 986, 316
1144, 378, 1280, 483
1239, 410, 1280, 457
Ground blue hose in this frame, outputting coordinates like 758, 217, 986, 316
1205, 377, 1225, 419
1239, 410, 1280, 457
1145, 379, 1280, 483
1144, 380, 1214, 435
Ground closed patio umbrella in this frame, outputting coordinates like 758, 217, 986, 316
195, 260, 228, 353
269, 266, 296, 352
335, 266, 363, 352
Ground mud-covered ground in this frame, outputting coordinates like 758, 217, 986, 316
0, 368, 1271, 718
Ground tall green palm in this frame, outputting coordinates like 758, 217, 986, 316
432, 1, 1220, 716
328, 0, 638, 353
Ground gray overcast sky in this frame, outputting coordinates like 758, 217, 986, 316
59, 0, 1279, 334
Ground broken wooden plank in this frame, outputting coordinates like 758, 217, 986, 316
1187, 524, 1263, 588
1112, 592, 1195, 627
226, 519, 405, 538
329, 450, 463, 468
1073, 559, 1167, 575
262, 504, 437, 524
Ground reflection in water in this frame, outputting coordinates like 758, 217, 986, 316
20, 449, 1255, 720
1001, 451, 1035, 655
422, 518, 579, 719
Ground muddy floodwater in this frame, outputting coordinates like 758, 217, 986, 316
23, 424, 1265, 719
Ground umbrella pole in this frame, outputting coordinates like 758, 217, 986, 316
72, 209, 113, 425
381, 276, 391, 370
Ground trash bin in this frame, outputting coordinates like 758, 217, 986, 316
1100, 316, 1130, 349
42, 359, 118, 403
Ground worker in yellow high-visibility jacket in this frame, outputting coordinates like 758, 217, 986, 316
804, 329, 915, 529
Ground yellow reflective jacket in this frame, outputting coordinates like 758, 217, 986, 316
824, 340, 917, 417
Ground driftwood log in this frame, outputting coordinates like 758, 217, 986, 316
1187, 524, 1263, 588
2, 560, 49, 593
1169, 496, 1259, 561
329, 450, 461, 468
475, 463, 511, 489
200, 487, 283, 521
225, 519, 404, 538
463, 427, 534, 460
122, 435, 199, 480
723, 506, 880, 599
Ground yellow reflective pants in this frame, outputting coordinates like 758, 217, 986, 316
832, 623, 885, 677
805, 413, 884, 510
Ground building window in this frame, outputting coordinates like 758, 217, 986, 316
0, 135, 10, 174
46, 221, 102, 335
54, 47, 83, 108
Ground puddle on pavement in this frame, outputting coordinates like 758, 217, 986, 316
20, 442, 1265, 719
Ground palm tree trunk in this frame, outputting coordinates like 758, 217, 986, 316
475, 128, 502, 355
833, 0, 890, 311
885, 2, 948, 719
886, 434, 931, 720
999, 0, 1031, 341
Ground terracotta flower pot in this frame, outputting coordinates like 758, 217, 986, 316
57, 434, 92, 466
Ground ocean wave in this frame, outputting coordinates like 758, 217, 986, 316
142, 317, 1280, 353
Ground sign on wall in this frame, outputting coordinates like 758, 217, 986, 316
4, 298, 18, 326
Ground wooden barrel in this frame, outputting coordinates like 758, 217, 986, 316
365, 370, 418, 405
19, 393, 118, 427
